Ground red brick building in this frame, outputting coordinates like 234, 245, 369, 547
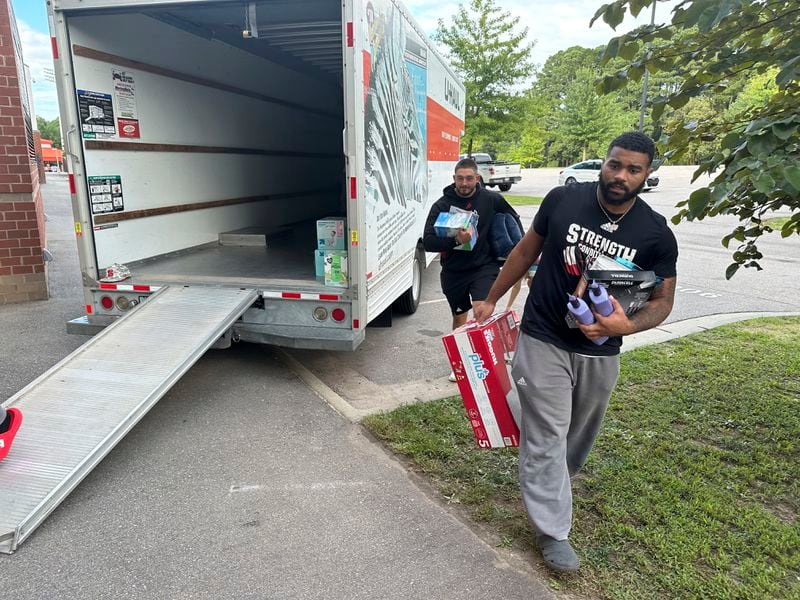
0, 0, 48, 304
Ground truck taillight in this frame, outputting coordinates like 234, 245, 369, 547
313, 306, 328, 321
100, 296, 114, 310
331, 308, 346, 322
116, 296, 138, 311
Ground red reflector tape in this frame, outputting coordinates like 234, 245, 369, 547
68, 174, 76, 195
262, 291, 341, 301
350, 177, 357, 199
97, 283, 156, 292
353, 319, 360, 329
86, 304, 93, 314
346, 22, 354, 47
51, 37, 59, 60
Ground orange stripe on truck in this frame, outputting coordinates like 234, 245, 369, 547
426, 97, 464, 162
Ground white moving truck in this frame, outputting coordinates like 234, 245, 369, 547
52, 0, 465, 352
0, 0, 464, 553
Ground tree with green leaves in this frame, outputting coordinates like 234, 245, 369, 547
593, 0, 800, 278
36, 116, 61, 149
434, 0, 535, 153
502, 91, 548, 166
529, 46, 637, 165
557, 67, 633, 162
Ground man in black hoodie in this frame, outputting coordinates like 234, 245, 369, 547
423, 157, 522, 340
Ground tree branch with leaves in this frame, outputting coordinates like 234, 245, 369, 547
593, 0, 800, 278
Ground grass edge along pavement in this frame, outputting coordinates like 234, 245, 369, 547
504, 195, 543, 207
362, 317, 800, 599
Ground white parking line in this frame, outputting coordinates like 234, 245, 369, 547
675, 285, 722, 299
419, 298, 449, 306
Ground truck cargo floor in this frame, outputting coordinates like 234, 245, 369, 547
128, 222, 342, 292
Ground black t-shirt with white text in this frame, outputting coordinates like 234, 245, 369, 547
521, 182, 678, 356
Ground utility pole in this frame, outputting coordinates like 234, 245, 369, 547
638, 1, 657, 131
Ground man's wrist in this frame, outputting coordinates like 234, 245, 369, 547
618, 319, 637, 336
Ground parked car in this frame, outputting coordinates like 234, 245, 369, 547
459, 152, 522, 191
558, 159, 659, 190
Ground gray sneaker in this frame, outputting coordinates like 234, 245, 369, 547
536, 534, 580, 572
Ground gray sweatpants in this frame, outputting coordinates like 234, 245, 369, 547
511, 333, 620, 540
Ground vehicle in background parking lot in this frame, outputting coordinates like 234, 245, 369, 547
460, 153, 522, 192
558, 159, 660, 190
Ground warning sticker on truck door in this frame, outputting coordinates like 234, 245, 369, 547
78, 90, 116, 139
113, 70, 140, 138
88, 175, 124, 215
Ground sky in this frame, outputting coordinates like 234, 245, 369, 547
12, 0, 676, 121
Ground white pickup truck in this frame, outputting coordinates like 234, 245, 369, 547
460, 153, 522, 192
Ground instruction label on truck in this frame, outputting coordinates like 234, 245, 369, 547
78, 90, 116, 139
88, 176, 124, 215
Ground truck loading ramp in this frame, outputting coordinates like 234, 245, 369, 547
0, 286, 258, 553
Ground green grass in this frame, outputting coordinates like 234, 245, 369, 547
764, 216, 790, 230
504, 195, 543, 206
363, 317, 800, 599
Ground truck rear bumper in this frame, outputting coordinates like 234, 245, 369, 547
234, 323, 365, 351
67, 315, 116, 335
68, 316, 364, 351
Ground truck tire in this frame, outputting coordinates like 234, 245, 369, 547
498, 183, 512, 191
394, 248, 423, 315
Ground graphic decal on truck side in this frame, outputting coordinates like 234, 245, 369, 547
364, 0, 428, 272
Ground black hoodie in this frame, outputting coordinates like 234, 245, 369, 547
423, 183, 522, 273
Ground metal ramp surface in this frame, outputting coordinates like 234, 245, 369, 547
0, 286, 258, 553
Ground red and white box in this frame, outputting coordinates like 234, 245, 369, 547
442, 311, 521, 448
494, 310, 519, 361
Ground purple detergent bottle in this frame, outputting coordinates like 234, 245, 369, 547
567, 294, 595, 325
588, 282, 613, 345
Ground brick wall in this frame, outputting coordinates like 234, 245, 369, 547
0, 0, 48, 304
33, 129, 46, 182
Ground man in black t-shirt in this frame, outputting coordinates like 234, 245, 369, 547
423, 158, 522, 380
474, 132, 678, 572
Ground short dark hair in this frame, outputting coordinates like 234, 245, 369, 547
455, 157, 478, 173
607, 131, 655, 165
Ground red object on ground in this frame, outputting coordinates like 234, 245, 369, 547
0, 407, 23, 462
442, 311, 520, 449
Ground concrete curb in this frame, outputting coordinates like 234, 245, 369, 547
622, 311, 800, 352
285, 311, 800, 421
276, 348, 371, 422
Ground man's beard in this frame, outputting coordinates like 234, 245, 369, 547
599, 177, 646, 206
455, 184, 477, 197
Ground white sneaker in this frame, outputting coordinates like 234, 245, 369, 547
448, 371, 457, 382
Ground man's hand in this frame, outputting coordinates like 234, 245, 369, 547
456, 228, 472, 245
473, 301, 495, 324
577, 295, 634, 340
